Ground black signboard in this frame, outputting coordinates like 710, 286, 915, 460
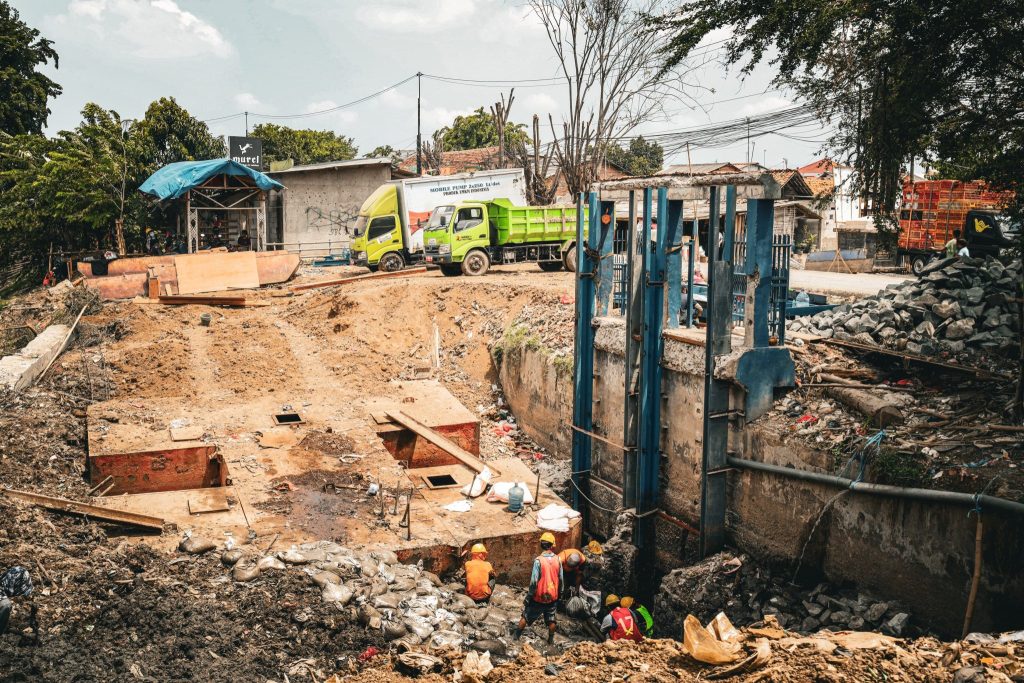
229, 136, 262, 169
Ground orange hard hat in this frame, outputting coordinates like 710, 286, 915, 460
620, 596, 635, 608
605, 593, 620, 607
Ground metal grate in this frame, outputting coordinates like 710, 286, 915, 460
611, 253, 628, 312
769, 235, 792, 344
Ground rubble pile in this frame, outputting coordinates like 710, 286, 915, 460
655, 553, 915, 640
789, 256, 1022, 367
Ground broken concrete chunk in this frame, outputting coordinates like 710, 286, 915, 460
883, 612, 910, 636
945, 318, 975, 341
864, 601, 889, 623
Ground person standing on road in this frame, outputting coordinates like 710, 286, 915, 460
945, 229, 962, 259
464, 543, 495, 604
513, 532, 563, 644
0, 566, 34, 636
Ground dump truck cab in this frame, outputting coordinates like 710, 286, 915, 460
351, 183, 408, 272
423, 203, 490, 275
963, 210, 1016, 258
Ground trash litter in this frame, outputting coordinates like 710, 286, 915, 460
460, 651, 494, 680
683, 614, 743, 664
358, 646, 380, 662
444, 499, 473, 513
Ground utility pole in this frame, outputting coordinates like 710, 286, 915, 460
245, 111, 249, 136
416, 72, 423, 176
746, 118, 750, 163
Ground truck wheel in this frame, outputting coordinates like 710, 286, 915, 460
539, 261, 563, 272
563, 245, 578, 273
910, 255, 928, 276
379, 252, 405, 273
439, 264, 461, 277
461, 250, 490, 276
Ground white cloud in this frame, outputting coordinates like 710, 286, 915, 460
51, 0, 233, 59
523, 92, 559, 115
378, 89, 415, 110
234, 93, 262, 110
303, 101, 359, 127
356, 0, 480, 32
739, 96, 793, 117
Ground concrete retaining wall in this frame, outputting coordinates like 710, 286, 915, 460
497, 347, 573, 458
0, 324, 71, 391
498, 326, 1024, 635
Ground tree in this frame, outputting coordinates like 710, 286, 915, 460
0, 1, 62, 135
433, 107, 528, 151
652, 0, 1024, 221
367, 144, 403, 165
529, 0, 698, 196
605, 136, 664, 176
251, 123, 357, 165
133, 97, 226, 170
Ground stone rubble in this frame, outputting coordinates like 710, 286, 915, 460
789, 256, 1022, 369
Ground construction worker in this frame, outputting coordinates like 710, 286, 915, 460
513, 532, 563, 644
620, 596, 654, 638
464, 542, 495, 604
557, 548, 586, 599
600, 594, 643, 642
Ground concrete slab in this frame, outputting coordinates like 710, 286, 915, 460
0, 324, 71, 391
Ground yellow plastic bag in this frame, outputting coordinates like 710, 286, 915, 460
683, 614, 743, 664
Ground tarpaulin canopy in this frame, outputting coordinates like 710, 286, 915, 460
138, 159, 284, 201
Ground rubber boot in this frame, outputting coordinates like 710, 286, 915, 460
512, 626, 524, 640
547, 627, 555, 645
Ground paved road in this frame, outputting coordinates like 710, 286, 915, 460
789, 269, 912, 298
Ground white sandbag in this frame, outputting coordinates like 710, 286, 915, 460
322, 583, 354, 605
536, 503, 580, 532
460, 467, 493, 498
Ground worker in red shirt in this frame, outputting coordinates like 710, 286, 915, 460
464, 542, 495, 604
600, 594, 643, 642
513, 532, 563, 644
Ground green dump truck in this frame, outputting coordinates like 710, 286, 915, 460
422, 198, 583, 276
350, 169, 527, 272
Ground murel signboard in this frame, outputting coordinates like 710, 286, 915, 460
229, 136, 262, 169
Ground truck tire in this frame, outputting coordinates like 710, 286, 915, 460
439, 264, 462, 277
379, 252, 405, 273
539, 261, 563, 272
910, 254, 929, 276
563, 245, 578, 273
461, 249, 490, 276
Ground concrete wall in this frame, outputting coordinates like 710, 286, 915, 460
497, 348, 573, 458
271, 165, 392, 255
499, 325, 1024, 636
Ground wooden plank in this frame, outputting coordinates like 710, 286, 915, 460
174, 251, 259, 295
290, 267, 428, 292
188, 489, 230, 515
371, 412, 395, 425
169, 426, 204, 442
819, 337, 1004, 378
2, 488, 164, 531
385, 410, 497, 476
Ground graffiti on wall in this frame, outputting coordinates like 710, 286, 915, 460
305, 206, 359, 237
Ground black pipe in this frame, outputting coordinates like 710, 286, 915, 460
727, 456, 1024, 516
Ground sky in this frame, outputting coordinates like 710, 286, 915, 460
17, 0, 829, 169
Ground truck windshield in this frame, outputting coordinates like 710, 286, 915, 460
352, 215, 368, 237
427, 205, 455, 230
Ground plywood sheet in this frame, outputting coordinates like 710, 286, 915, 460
174, 252, 259, 295
187, 488, 230, 514
169, 426, 204, 442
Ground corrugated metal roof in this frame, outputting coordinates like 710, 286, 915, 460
268, 158, 395, 174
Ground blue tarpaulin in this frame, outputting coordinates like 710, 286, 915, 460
139, 159, 283, 201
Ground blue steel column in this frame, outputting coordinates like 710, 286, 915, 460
747, 198, 775, 348
723, 186, 737, 261
571, 191, 599, 514
622, 192, 639, 509
664, 199, 684, 329
595, 201, 616, 316
635, 187, 668, 592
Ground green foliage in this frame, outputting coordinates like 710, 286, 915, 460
870, 449, 925, 488
652, 0, 1024, 227
251, 123, 357, 165
433, 108, 528, 151
0, 97, 229, 268
367, 144, 402, 165
0, 1, 62, 135
605, 136, 664, 176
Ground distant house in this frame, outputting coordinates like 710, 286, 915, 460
657, 161, 744, 176
267, 158, 416, 256
798, 158, 874, 250
768, 170, 822, 247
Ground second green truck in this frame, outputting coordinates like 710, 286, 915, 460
423, 198, 584, 276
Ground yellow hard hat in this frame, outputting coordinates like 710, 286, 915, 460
471, 543, 487, 554
540, 532, 556, 545
605, 593, 620, 607
587, 540, 603, 555
620, 596, 634, 608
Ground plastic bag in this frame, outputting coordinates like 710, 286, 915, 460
460, 651, 494, 681
707, 612, 741, 642
487, 481, 535, 504
682, 614, 742, 664
461, 467, 493, 498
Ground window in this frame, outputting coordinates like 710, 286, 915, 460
352, 215, 368, 236
427, 205, 455, 229
367, 216, 396, 240
454, 207, 484, 232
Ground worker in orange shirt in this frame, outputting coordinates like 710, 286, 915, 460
464, 542, 495, 604
557, 548, 586, 599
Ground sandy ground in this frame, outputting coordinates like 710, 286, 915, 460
789, 269, 912, 297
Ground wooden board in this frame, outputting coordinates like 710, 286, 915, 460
169, 426, 204, 442
174, 251, 260, 295
2, 487, 164, 530
187, 488, 230, 515
291, 267, 428, 292
385, 410, 497, 475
